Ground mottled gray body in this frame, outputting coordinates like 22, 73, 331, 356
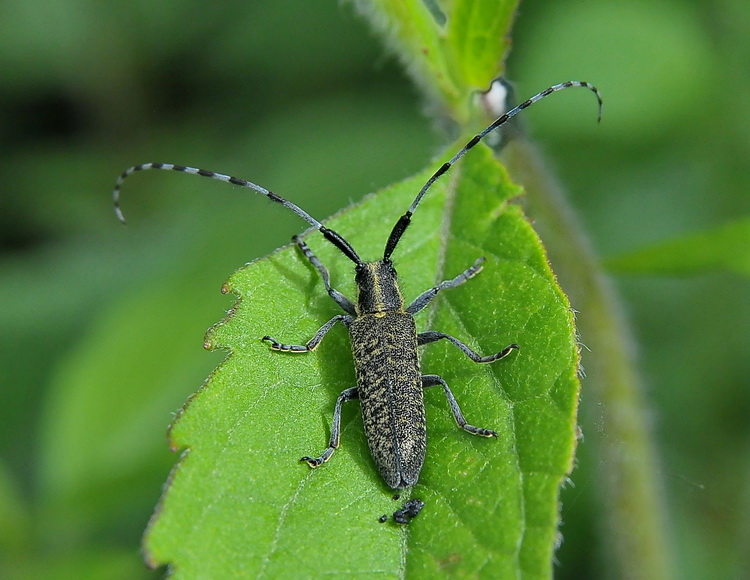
264, 256, 518, 490
350, 312, 425, 488
114, 81, 600, 492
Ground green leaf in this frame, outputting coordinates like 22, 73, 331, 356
447, 0, 519, 89
349, 0, 519, 120
144, 144, 580, 578
604, 217, 750, 278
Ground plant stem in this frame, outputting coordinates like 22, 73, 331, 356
502, 139, 673, 580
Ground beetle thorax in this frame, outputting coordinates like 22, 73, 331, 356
355, 260, 404, 315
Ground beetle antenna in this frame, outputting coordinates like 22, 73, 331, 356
113, 162, 362, 265
383, 81, 602, 260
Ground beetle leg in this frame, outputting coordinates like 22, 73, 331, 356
294, 236, 357, 315
418, 331, 518, 363
301, 386, 359, 467
421, 375, 497, 437
406, 257, 484, 314
263, 314, 351, 352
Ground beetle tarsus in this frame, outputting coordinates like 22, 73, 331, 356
301, 456, 323, 468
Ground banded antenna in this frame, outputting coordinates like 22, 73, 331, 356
382, 81, 601, 259
113, 81, 601, 264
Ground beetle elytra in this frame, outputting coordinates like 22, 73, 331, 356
114, 81, 602, 489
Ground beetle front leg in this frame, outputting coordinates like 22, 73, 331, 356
418, 331, 519, 363
294, 236, 356, 315
263, 314, 351, 352
301, 386, 359, 467
406, 257, 485, 315
422, 375, 497, 437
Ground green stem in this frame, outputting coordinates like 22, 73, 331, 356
502, 139, 673, 580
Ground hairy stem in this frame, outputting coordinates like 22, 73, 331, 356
503, 139, 673, 580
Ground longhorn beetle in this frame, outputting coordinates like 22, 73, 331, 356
114, 81, 602, 490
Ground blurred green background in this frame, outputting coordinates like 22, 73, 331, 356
0, 0, 748, 578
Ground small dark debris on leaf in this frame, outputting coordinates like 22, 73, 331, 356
378, 514, 388, 523
392, 493, 401, 501
392, 498, 425, 525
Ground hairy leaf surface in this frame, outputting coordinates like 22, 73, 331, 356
144, 145, 580, 578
